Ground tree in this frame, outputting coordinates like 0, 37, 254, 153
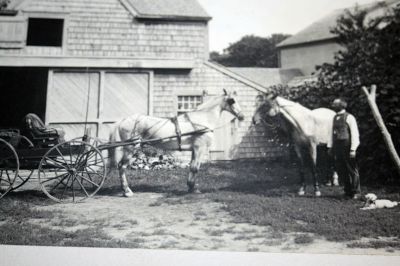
0, 0, 10, 10
211, 34, 290, 67
267, 3, 400, 183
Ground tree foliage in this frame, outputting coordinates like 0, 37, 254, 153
0, 0, 10, 10
268, 4, 400, 184
210, 34, 290, 67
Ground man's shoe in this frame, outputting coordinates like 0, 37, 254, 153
342, 193, 352, 199
297, 186, 306, 196
352, 194, 362, 200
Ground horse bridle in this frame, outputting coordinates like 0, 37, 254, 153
225, 97, 244, 120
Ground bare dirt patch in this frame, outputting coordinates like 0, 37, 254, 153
28, 192, 398, 254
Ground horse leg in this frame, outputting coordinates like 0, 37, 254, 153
119, 149, 134, 197
309, 143, 321, 197
187, 145, 205, 194
294, 145, 306, 196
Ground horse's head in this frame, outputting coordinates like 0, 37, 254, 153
252, 93, 279, 125
221, 89, 245, 121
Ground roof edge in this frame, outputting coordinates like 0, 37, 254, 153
119, 0, 211, 22
6, 0, 30, 10
204, 61, 269, 93
136, 14, 211, 22
119, 0, 139, 16
276, 0, 400, 48
277, 37, 338, 49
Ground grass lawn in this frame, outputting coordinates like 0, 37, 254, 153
1, 160, 400, 249
113, 160, 400, 244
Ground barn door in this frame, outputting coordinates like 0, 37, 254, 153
206, 95, 239, 161
46, 70, 150, 140
99, 72, 149, 139
46, 71, 100, 140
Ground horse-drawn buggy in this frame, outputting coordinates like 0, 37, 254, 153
0, 114, 106, 203
0, 90, 245, 203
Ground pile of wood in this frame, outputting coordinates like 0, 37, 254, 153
128, 152, 184, 170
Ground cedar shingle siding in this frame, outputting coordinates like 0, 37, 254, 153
0, 0, 286, 161
1, 0, 208, 60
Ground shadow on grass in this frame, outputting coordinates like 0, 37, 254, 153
97, 184, 187, 197
2, 160, 400, 249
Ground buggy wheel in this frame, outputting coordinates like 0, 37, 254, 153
7, 169, 34, 191
38, 140, 106, 203
0, 138, 19, 199
9, 136, 34, 190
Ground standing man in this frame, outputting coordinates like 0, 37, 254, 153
328, 98, 361, 199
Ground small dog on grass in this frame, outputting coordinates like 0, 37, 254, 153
361, 193, 399, 210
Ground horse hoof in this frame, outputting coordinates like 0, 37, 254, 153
297, 186, 305, 196
123, 191, 134, 197
188, 188, 201, 194
315, 191, 321, 197
297, 190, 305, 196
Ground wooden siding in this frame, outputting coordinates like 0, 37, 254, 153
279, 41, 342, 75
103, 72, 149, 120
0, 16, 27, 48
153, 63, 285, 160
0, 0, 208, 61
46, 69, 151, 140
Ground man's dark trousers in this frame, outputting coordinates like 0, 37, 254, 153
334, 139, 360, 196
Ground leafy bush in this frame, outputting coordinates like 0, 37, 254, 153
266, 4, 400, 184
0, 0, 10, 10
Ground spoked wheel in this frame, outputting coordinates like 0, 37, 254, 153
38, 140, 106, 203
0, 138, 19, 199
9, 136, 34, 191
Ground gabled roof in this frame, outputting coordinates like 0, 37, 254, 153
5, 0, 26, 10
277, 0, 400, 48
5, 0, 211, 21
227, 67, 303, 88
122, 0, 211, 21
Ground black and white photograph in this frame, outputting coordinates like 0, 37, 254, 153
0, 0, 400, 265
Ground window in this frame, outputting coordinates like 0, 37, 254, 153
27, 18, 64, 46
177, 95, 202, 115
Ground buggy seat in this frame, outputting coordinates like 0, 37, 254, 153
22, 113, 65, 147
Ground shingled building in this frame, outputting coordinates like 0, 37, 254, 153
0, 0, 286, 160
277, 0, 400, 76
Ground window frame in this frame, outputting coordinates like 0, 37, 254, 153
174, 89, 204, 115
177, 95, 203, 115
23, 11, 69, 53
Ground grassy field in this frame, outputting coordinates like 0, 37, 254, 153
1, 160, 400, 250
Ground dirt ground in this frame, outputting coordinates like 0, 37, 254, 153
29, 191, 398, 255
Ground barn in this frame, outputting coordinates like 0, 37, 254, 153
277, 0, 400, 76
0, 0, 292, 161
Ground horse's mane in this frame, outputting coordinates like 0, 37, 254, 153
196, 95, 223, 111
276, 97, 312, 114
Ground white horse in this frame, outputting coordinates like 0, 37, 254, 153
253, 94, 336, 196
109, 90, 245, 197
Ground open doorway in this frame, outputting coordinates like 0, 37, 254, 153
0, 67, 48, 128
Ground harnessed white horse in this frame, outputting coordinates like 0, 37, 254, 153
109, 90, 245, 197
253, 94, 336, 196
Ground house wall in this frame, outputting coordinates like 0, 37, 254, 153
0, 0, 209, 61
153, 63, 286, 160
279, 41, 342, 75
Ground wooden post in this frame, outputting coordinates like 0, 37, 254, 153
361, 85, 400, 177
